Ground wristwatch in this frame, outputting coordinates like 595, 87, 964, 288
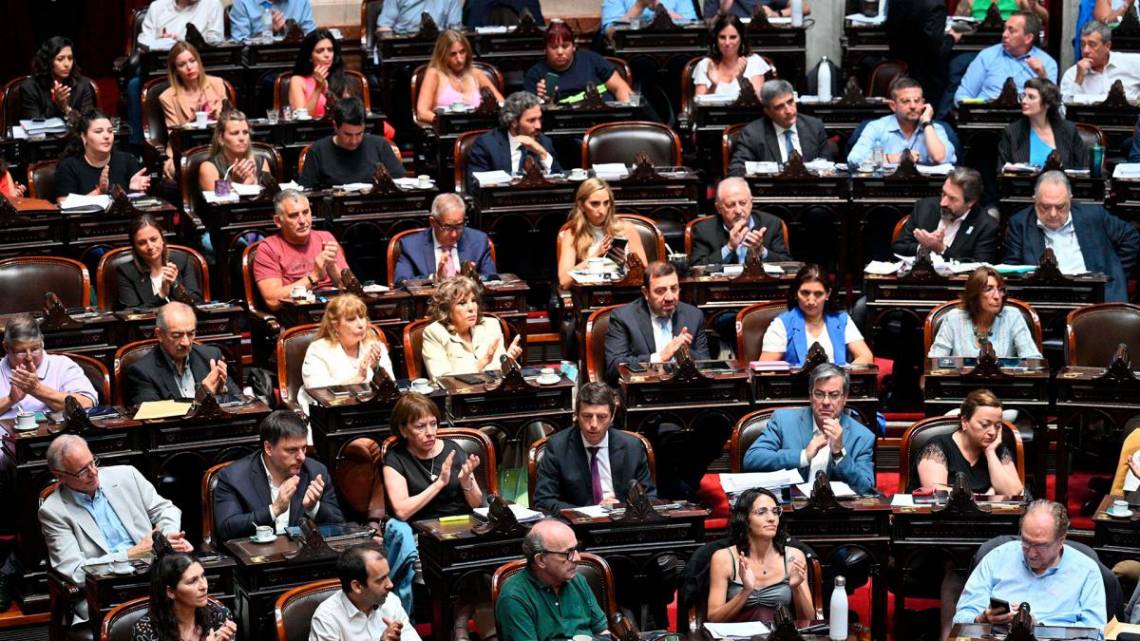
832, 447, 847, 462
920, 121, 933, 130
306, 273, 318, 287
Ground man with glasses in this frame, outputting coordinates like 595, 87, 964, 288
1004, 170, 1138, 302
391, 193, 496, 286
122, 302, 240, 405
497, 518, 609, 641
0, 315, 97, 419
39, 434, 192, 625
532, 382, 655, 513
743, 363, 876, 494
954, 500, 1106, 628
689, 177, 791, 267
255, 189, 351, 311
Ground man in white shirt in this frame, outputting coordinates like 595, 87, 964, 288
138, 0, 226, 48
310, 543, 421, 641
1061, 21, 1140, 101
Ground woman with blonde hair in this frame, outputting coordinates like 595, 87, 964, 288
198, 110, 271, 192
416, 29, 503, 124
158, 41, 227, 178
421, 276, 521, 378
556, 178, 648, 289
299, 294, 394, 413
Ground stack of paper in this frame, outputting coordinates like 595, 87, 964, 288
720, 470, 804, 494
473, 504, 543, 522
693, 94, 736, 106
231, 182, 263, 197
393, 177, 429, 189
20, 118, 68, 135
333, 183, 372, 192
745, 161, 780, 176
1113, 163, 1140, 180
473, 170, 512, 187
847, 13, 885, 25
1067, 93, 1110, 105
703, 621, 770, 639
916, 163, 954, 176
279, 181, 304, 191
864, 260, 904, 275
796, 480, 856, 498
202, 191, 240, 204
804, 159, 838, 173
59, 194, 112, 210
591, 163, 629, 181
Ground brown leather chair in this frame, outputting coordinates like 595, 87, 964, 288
275, 578, 342, 641
454, 128, 490, 194
923, 299, 1043, 356
584, 304, 622, 383
526, 431, 656, 505
201, 460, 234, 549
333, 436, 386, 523
898, 415, 1024, 492
275, 322, 392, 410
28, 159, 59, 202
1065, 303, 1140, 367
891, 215, 910, 245
180, 142, 283, 215
682, 215, 790, 257
403, 314, 511, 380
141, 77, 238, 150
113, 339, 158, 406
605, 57, 634, 86
1075, 123, 1106, 170
0, 256, 90, 314
242, 241, 283, 360
410, 62, 504, 127
99, 597, 150, 641
95, 245, 211, 310
492, 553, 620, 634
866, 60, 909, 98
721, 122, 749, 176
63, 352, 112, 408
617, 213, 666, 264
274, 70, 372, 112
386, 227, 499, 288
379, 428, 499, 515
582, 121, 682, 168
728, 407, 781, 472
734, 301, 787, 367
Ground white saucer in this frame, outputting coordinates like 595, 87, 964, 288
14, 422, 38, 432
568, 173, 588, 181
249, 534, 277, 544
411, 385, 434, 394
535, 374, 561, 385
110, 564, 135, 575
1107, 508, 1134, 518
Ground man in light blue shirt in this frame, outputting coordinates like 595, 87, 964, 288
602, 0, 697, 35
230, 0, 316, 42
377, 0, 462, 33
954, 500, 1106, 629
848, 77, 955, 166
954, 11, 1057, 104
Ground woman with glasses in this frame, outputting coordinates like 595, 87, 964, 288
707, 487, 813, 623
913, 388, 1022, 495
131, 550, 236, 641
116, 214, 203, 310
421, 276, 522, 379
759, 264, 873, 366
997, 78, 1085, 170
928, 266, 1042, 358
0, 314, 98, 419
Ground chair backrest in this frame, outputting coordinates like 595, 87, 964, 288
734, 301, 786, 367
27, 160, 59, 202
1065, 303, 1140, 367
403, 314, 511, 380
62, 352, 112, 407
242, 241, 271, 317
96, 245, 211, 310
276, 322, 391, 404
0, 256, 90, 314
411, 62, 504, 126
584, 304, 621, 383
333, 436, 386, 522
898, 415, 1025, 492
923, 299, 1043, 356
454, 128, 490, 194
867, 60, 909, 97
527, 430, 657, 505
617, 213, 666, 264
201, 460, 234, 548
721, 122, 749, 176
729, 408, 779, 472
1111, 424, 1140, 495
100, 597, 153, 641
181, 142, 283, 214
1075, 123, 1105, 169
275, 70, 371, 112
142, 77, 238, 148
113, 339, 159, 406
0, 75, 28, 137
361, 0, 383, 51
491, 553, 619, 632
582, 121, 682, 168
275, 579, 342, 641
380, 428, 499, 496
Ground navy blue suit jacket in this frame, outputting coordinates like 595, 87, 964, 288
532, 426, 655, 513
392, 227, 497, 286
1003, 203, 1139, 302
603, 298, 709, 385
465, 127, 561, 193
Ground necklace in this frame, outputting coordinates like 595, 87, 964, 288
412, 449, 440, 482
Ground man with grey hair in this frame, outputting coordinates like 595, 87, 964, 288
690, 177, 791, 266
497, 519, 609, 641
727, 79, 832, 177
465, 90, 561, 192
1061, 21, 1140, 102
954, 500, 1106, 628
297, 96, 404, 189
0, 314, 96, 419
122, 302, 240, 405
1004, 170, 1138, 302
892, 166, 999, 262
254, 189, 349, 310
392, 193, 496, 285
743, 363, 876, 494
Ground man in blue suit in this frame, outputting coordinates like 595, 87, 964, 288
1004, 171, 1138, 302
743, 363, 877, 495
391, 193, 497, 285
465, 91, 561, 193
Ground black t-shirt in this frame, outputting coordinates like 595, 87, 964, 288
55, 150, 141, 199
523, 49, 616, 102
913, 432, 1013, 493
297, 133, 406, 189
383, 439, 473, 522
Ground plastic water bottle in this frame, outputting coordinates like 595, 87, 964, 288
260, 5, 274, 39
829, 575, 848, 641
791, 0, 804, 27
877, 0, 888, 19
818, 57, 832, 101
871, 144, 885, 175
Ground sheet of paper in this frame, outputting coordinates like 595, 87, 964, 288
591, 163, 629, 180
745, 161, 780, 176
473, 504, 543, 522
202, 191, 240, 205
572, 505, 614, 518
916, 163, 954, 176
864, 260, 903, 275
891, 493, 916, 507
473, 170, 512, 187
133, 400, 193, 420
59, 194, 112, 210
1114, 163, 1140, 179
796, 480, 856, 498
333, 182, 372, 192
230, 182, 263, 196
279, 181, 304, 191
703, 621, 771, 639
804, 159, 837, 173
719, 470, 804, 494
20, 118, 67, 133
847, 13, 886, 25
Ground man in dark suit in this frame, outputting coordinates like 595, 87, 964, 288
123, 302, 240, 405
465, 91, 561, 193
391, 193, 497, 285
532, 382, 654, 513
213, 410, 344, 542
1004, 171, 1139, 302
690, 177, 792, 266
893, 166, 999, 263
728, 79, 832, 177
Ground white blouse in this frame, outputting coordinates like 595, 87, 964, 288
298, 337, 395, 415
693, 54, 772, 96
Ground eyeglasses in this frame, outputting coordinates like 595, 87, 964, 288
811, 390, 844, 401
163, 329, 197, 341
54, 456, 99, 480
434, 219, 466, 233
541, 545, 581, 560
751, 506, 782, 518
1020, 538, 1057, 552
8, 345, 44, 359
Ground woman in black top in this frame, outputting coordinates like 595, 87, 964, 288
997, 77, 1087, 170
130, 551, 236, 641
522, 21, 631, 103
914, 388, 1023, 495
19, 37, 96, 121
55, 110, 150, 202
116, 214, 204, 310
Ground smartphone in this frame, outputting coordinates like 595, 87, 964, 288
544, 72, 559, 95
989, 597, 1010, 616
455, 373, 488, 385
611, 236, 629, 253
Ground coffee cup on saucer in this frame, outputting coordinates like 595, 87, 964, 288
15, 411, 36, 430
416, 174, 432, 188
587, 257, 606, 273
536, 367, 559, 385
294, 107, 310, 120
1108, 499, 1132, 517
568, 168, 588, 180
252, 525, 275, 542
411, 378, 433, 393
291, 285, 307, 299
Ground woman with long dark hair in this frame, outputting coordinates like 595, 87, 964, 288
131, 551, 236, 641
116, 214, 203, 310
997, 78, 1086, 169
288, 29, 352, 118
20, 36, 95, 120
55, 110, 150, 202
693, 14, 772, 98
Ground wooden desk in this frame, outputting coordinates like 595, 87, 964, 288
947, 623, 1100, 640
680, 262, 799, 321
1065, 100, 1139, 157
1108, 175, 1140, 223
618, 363, 752, 434
0, 196, 66, 258
848, 172, 944, 275
1091, 494, 1139, 568
321, 184, 438, 285
435, 371, 576, 433
745, 170, 850, 274
0, 309, 120, 367
64, 199, 178, 262
997, 171, 1106, 224
404, 275, 530, 343
956, 100, 1021, 161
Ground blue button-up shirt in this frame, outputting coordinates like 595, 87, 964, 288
73, 487, 135, 555
847, 114, 956, 165
229, 0, 316, 42
650, 315, 673, 361
377, 0, 462, 33
955, 44, 1058, 104
1037, 215, 1088, 274
601, 0, 697, 31
953, 540, 1106, 629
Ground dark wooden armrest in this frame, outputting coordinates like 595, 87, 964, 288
46, 567, 84, 631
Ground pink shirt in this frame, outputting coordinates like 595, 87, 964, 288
300, 75, 329, 118
252, 230, 349, 288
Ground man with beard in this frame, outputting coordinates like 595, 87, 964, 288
848, 77, 955, 166
892, 166, 999, 263
310, 543, 421, 641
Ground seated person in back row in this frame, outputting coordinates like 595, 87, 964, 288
847, 77, 955, 167
954, 11, 1057, 104
123, 302, 241, 405
229, 0, 316, 42
689, 177, 791, 266
524, 21, 631, 104
928, 266, 1043, 359
703, 0, 812, 18
759, 264, 873, 366
532, 382, 655, 513
744, 364, 877, 495
0, 315, 97, 419
466, 91, 561, 192
254, 190, 350, 311
298, 97, 405, 190
392, 194, 496, 285
728, 79, 832, 177
377, 0, 462, 33
892, 167, 999, 263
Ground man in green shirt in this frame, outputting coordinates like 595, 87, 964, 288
497, 519, 610, 641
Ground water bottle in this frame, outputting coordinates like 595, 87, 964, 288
260, 5, 274, 39
877, 0, 887, 19
817, 57, 832, 101
791, 0, 804, 27
559, 360, 578, 383
871, 144, 885, 175
1090, 144, 1104, 179
829, 575, 848, 641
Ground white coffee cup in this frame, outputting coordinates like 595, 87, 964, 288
540, 367, 555, 377
15, 411, 36, 429
569, 168, 587, 180
573, 635, 593, 641
411, 378, 432, 392
294, 107, 310, 120
291, 286, 306, 298
254, 525, 274, 540
1111, 499, 1130, 514
195, 111, 209, 128
587, 257, 606, 273
417, 174, 432, 188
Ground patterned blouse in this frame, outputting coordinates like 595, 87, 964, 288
130, 602, 233, 641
